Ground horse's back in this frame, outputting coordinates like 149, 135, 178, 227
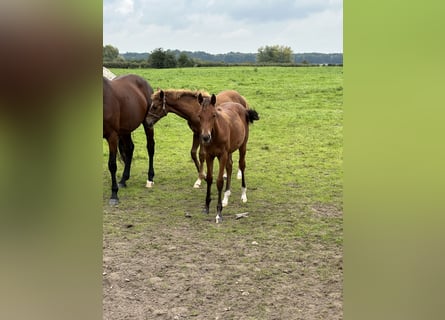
217, 102, 249, 151
113, 74, 153, 103
216, 90, 248, 109
218, 102, 249, 123
108, 74, 153, 133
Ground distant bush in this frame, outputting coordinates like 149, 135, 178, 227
103, 61, 150, 69
103, 60, 343, 69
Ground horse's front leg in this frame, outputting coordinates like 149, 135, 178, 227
107, 134, 119, 205
198, 143, 206, 182
143, 123, 155, 188
203, 155, 214, 215
191, 133, 204, 188
215, 153, 228, 223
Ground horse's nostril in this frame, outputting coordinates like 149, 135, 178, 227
202, 134, 211, 143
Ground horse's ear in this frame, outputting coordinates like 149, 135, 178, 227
198, 93, 203, 104
211, 94, 216, 105
159, 90, 164, 99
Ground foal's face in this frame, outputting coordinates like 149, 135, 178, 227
198, 93, 217, 144
146, 90, 167, 126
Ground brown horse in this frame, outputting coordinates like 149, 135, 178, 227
197, 93, 259, 223
103, 74, 155, 205
146, 89, 249, 188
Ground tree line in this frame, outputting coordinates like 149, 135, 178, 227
103, 45, 343, 69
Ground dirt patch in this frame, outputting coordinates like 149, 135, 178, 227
311, 204, 342, 218
103, 207, 342, 319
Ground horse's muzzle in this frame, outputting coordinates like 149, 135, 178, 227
202, 134, 212, 144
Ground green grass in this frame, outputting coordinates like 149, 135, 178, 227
104, 66, 342, 238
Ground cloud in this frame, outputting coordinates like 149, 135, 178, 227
190, 0, 342, 23
118, 0, 134, 14
103, 0, 343, 53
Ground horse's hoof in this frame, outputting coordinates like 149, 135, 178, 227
193, 178, 202, 188
215, 216, 223, 223
146, 180, 154, 188
241, 187, 247, 203
109, 198, 119, 206
118, 182, 127, 188
202, 207, 209, 214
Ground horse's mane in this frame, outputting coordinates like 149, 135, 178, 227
153, 89, 210, 101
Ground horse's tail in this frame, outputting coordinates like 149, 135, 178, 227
246, 109, 259, 124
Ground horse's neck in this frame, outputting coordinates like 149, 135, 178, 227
167, 95, 199, 122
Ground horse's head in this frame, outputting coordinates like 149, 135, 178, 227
198, 93, 217, 144
146, 89, 167, 126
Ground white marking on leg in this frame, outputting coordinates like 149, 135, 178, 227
222, 190, 231, 207
193, 178, 202, 189
146, 180, 154, 188
216, 215, 222, 223
241, 187, 247, 203
237, 169, 242, 180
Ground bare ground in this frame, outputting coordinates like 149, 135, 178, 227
103, 204, 342, 320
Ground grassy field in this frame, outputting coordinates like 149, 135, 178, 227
103, 66, 343, 319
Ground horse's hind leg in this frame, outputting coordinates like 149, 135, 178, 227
118, 134, 134, 187
222, 153, 233, 207
143, 123, 155, 188
239, 144, 248, 203
107, 134, 119, 205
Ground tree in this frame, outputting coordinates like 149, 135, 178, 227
103, 45, 120, 61
256, 45, 294, 63
178, 53, 194, 67
163, 51, 177, 68
148, 48, 178, 68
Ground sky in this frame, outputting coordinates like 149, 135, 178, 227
103, 0, 342, 54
